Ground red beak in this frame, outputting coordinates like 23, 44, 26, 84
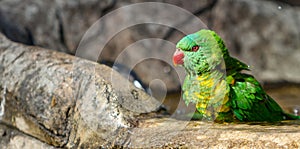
173, 48, 184, 66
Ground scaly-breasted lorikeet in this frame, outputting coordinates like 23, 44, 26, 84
173, 29, 299, 122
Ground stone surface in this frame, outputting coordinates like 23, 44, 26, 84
0, 33, 160, 148
0, 0, 299, 92
129, 118, 300, 148
0, 124, 55, 149
212, 0, 300, 83
0, 0, 216, 92
0, 0, 115, 53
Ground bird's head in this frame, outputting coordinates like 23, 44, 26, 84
173, 29, 226, 75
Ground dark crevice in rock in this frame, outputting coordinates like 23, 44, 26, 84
101, 0, 118, 17
101, 83, 113, 104
0, 121, 51, 147
65, 107, 72, 119
9, 50, 26, 65
24, 104, 70, 147
0, 11, 34, 46
193, 0, 218, 16
25, 27, 35, 45
26, 113, 65, 140
55, 9, 69, 54
277, 0, 300, 6
37, 121, 66, 138
0, 121, 18, 133
63, 102, 76, 148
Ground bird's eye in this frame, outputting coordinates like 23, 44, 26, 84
191, 46, 199, 52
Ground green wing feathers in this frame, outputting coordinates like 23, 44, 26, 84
229, 73, 300, 122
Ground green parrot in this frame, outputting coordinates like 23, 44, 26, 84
173, 29, 300, 122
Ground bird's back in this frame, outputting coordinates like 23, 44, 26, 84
228, 72, 296, 122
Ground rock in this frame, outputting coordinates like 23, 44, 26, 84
0, 0, 217, 92
0, 0, 115, 53
212, 0, 300, 83
278, 0, 300, 6
1, 0, 300, 91
129, 118, 300, 148
0, 33, 160, 148
0, 124, 54, 149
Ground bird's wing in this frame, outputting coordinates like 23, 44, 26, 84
229, 73, 284, 122
225, 56, 249, 75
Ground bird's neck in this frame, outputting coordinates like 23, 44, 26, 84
188, 63, 225, 77
193, 69, 225, 85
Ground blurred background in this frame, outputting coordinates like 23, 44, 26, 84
0, 0, 299, 115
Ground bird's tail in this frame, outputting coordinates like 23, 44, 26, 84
284, 112, 300, 120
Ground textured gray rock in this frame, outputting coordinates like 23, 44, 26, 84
0, 0, 216, 92
0, 0, 299, 92
0, 124, 55, 149
212, 0, 300, 83
0, 0, 115, 53
0, 33, 160, 148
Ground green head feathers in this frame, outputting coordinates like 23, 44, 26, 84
175, 29, 227, 75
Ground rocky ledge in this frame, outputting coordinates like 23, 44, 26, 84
0, 33, 300, 148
